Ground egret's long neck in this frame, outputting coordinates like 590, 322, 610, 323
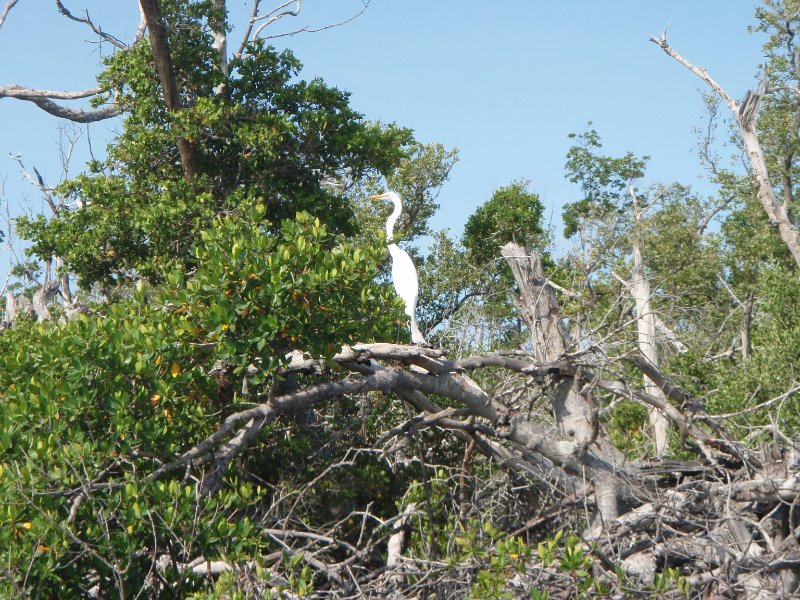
385, 198, 402, 240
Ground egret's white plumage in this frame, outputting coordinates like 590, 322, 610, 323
370, 191, 427, 345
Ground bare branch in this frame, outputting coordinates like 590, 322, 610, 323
0, 84, 106, 101
0, 0, 19, 30
260, 2, 370, 41
650, 29, 738, 114
386, 502, 417, 569
54, 0, 128, 49
0, 84, 119, 122
155, 348, 640, 502
237, 0, 370, 52
234, 0, 263, 59
697, 195, 733, 234
252, 0, 301, 39
651, 29, 800, 268
10, 154, 58, 214
713, 382, 800, 419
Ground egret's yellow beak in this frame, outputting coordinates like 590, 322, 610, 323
367, 193, 389, 200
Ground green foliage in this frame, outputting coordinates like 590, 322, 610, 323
183, 207, 398, 370
533, 531, 605, 597
418, 229, 482, 336
453, 180, 551, 350
677, 264, 800, 434
562, 127, 647, 238
18, 1, 411, 287
0, 210, 398, 596
467, 522, 532, 599
7, 2, 800, 596
642, 186, 723, 301
651, 567, 691, 596
463, 179, 548, 266
752, 1, 800, 227
383, 142, 459, 241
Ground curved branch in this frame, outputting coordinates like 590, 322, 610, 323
0, 84, 105, 101
236, 0, 371, 56
259, 2, 370, 41
11, 96, 118, 123
0, 84, 119, 122
234, 0, 262, 59
252, 0, 301, 39
157, 351, 631, 501
697, 196, 733, 234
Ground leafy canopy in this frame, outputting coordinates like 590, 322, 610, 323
463, 179, 548, 266
0, 207, 400, 595
18, 0, 411, 287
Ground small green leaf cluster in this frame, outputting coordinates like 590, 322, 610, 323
533, 531, 606, 597
650, 567, 691, 596
465, 521, 533, 599
181, 206, 399, 372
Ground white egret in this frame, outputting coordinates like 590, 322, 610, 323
369, 191, 427, 346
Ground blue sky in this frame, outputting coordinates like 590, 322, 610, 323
0, 1, 766, 280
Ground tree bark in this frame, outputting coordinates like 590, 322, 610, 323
31, 261, 60, 321
630, 187, 669, 455
501, 242, 623, 527
5, 291, 17, 323
0, 0, 20, 31
139, 0, 198, 182
741, 292, 754, 359
0, 84, 120, 122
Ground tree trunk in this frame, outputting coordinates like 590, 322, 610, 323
501, 242, 623, 528
630, 188, 669, 455
31, 261, 60, 321
741, 293, 754, 360
139, 0, 198, 182
740, 111, 800, 267
5, 291, 16, 323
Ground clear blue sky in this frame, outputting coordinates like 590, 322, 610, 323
0, 1, 766, 280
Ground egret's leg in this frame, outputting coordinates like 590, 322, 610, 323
409, 316, 427, 346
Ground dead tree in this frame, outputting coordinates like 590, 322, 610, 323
629, 186, 669, 455
501, 242, 626, 527
651, 30, 800, 269
113, 330, 798, 597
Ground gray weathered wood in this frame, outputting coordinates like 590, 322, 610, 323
501, 242, 623, 526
